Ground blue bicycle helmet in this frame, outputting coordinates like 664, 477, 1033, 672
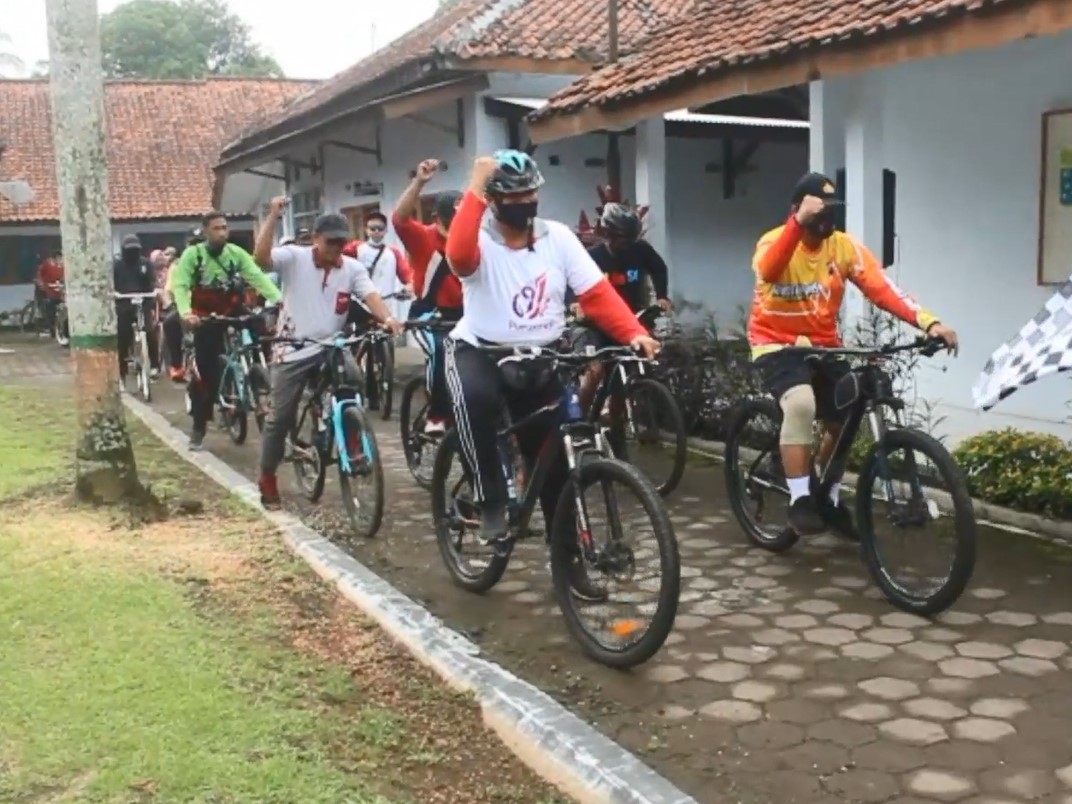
486, 149, 544, 195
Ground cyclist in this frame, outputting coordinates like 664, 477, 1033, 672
444, 150, 659, 553
171, 212, 282, 450
113, 234, 162, 382
750, 172, 958, 536
34, 250, 65, 338
392, 158, 464, 434
253, 198, 404, 510
162, 228, 205, 381
569, 203, 672, 449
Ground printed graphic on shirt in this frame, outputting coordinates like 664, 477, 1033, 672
512, 273, 550, 321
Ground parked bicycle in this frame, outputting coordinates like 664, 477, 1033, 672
352, 290, 411, 420
49, 282, 69, 347
276, 331, 385, 539
570, 304, 687, 496
214, 313, 270, 445
114, 291, 158, 402
723, 336, 976, 615
431, 343, 680, 668
399, 312, 457, 489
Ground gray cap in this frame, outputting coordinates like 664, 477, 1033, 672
313, 212, 350, 241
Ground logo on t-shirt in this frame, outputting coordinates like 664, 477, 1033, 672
512, 273, 549, 320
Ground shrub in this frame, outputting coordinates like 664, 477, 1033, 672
953, 429, 1072, 519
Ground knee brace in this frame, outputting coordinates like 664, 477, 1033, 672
778, 384, 817, 446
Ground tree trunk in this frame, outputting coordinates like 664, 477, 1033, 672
46, 0, 145, 505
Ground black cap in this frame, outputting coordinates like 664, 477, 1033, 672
312, 212, 350, 240
121, 233, 141, 250
790, 172, 844, 206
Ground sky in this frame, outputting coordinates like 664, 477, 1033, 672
3, 0, 439, 80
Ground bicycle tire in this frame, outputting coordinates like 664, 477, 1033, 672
724, 398, 799, 552
217, 356, 247, 445
399, 375, 433, 489
249, 363, 270, 434
139, 334, 152, 403
431, 429, 511, 593
549, 456, 680, 668
379, 340, 395, 420
291, 398, 327, 502
857, 427, 977, 615
337, 405, 385, 538
623, 377, 687, 497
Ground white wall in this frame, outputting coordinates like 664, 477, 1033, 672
820, 30, 1072, 442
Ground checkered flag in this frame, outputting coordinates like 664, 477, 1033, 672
973, 276, 1072, 410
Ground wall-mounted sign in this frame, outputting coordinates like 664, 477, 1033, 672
347, 181, 383, 197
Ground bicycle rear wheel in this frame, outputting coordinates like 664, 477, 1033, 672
431, 430, 511, 593
290, 398, 327, 502
618, 377, 687, 497
399, 375, 435, 488
549, 455, 679, 668
337, 404, 385, 538
857, 427, 976, 615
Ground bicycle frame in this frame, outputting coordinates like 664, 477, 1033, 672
296, 335, 369, 476
218, 324, 261, 410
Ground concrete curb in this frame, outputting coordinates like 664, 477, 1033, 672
121, 394, 698, 804
684, 435, 1072, 547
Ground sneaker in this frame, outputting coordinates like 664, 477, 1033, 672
788, 495, 825, 535
478, 503, 510, 551
259, 474, 282, 510
188, 428, 206, 451
566, 554, 608, 602
424, 417, 446, 435
169, 367, 186, 382
149, 368, 160, 380
821, 498, 860, 541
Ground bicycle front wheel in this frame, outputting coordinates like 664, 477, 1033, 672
549, 456, 679, 668
379, 340, 395, 420
857, 427, 976, 615
337, 404, 385, 538
399, 375, 434, 489
138, 334, 152, 402
217, 357, 246, 445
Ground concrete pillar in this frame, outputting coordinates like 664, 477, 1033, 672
809, 79, 844, 175
465, 93, 507, 161
634, 116, 670, 293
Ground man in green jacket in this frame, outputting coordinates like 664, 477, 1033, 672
170, 210, 281, 450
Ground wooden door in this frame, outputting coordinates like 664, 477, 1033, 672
341, 202, 381, 238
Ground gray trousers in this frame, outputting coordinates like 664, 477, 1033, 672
259, 350, 361, 476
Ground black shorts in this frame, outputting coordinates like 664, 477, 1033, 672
753, 349, 853, 424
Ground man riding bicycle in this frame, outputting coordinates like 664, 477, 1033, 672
253, 200, 403, 510
170, 212, 282, 450
750, 172, 958, 537
113, 234, 162, 381
392, 158, 464, 434
444, 150, 659, 555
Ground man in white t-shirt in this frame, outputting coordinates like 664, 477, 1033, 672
253, 199, 403, 509
444, 151, 658, 593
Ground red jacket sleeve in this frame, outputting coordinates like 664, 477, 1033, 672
576, 279, 647, 343
342, 240, 360, 259
754, 215, 803, 282
444, 190, 484, 277
390, 245, 413, 284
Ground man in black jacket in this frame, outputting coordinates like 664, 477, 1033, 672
113, 234, 161, 381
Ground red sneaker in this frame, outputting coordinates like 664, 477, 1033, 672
259, 473, 281, 510
169, 366, 185, 382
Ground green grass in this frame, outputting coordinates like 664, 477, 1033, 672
0, 388, 389, 803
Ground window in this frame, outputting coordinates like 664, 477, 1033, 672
290, 188, 323, 234
0, 234, 63, 286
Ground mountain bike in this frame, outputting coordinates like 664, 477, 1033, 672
431, 343, 680, 668
49, 283, 69, 347
277, 332, 385, 539
574, 304, 687, 496
399, 312, 457, 489
114, 291, 158, 402
352, 290, 411, 420
214, 313, 270, 445
723, 336, 976, 615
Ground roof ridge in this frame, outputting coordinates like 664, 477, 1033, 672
436, 0, 531, 52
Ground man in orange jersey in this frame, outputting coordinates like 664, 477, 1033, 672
749, 172, 958, 537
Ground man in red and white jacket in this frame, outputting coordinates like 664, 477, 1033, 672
343, 212, 415, 303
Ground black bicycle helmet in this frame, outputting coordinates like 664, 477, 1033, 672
600, 202, 642, 241
486, 149, 544, 196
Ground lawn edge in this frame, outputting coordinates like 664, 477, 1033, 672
121, 394, 699, 804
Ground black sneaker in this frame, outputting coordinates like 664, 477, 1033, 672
479, 504, 510, 552
188, 428, 206, 452
821, 498, 860, 541
788, 495, 825, 535
566, 554, 608, 602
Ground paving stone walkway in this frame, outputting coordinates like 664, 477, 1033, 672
7, 333, 1072, 804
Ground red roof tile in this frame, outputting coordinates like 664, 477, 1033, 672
222, 0, 703, 159
531, 0, 1032, 118
0, 77, 314, 224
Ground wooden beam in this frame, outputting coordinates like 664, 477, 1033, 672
528, 0, 1072, 143
325, 139, 379, 156
244, 168, 285, 180
449, 56, 594, 75
507, 118, 521, 149
380, 75, 489, 120
456, 97, 465, 149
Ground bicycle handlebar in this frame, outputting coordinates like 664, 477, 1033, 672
114, 291, 157, 301
785, 335, 950, 362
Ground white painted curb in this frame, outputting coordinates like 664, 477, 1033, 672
122, 394, 698, 804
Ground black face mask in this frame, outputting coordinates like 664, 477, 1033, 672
494, 201, 538, 231
803, 209, 836, 239
122, 248, 140, 264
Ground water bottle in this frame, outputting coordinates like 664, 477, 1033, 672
561, 384, 582, 422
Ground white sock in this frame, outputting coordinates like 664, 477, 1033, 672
787, 476, 810, 503
830, 483, 841, 505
